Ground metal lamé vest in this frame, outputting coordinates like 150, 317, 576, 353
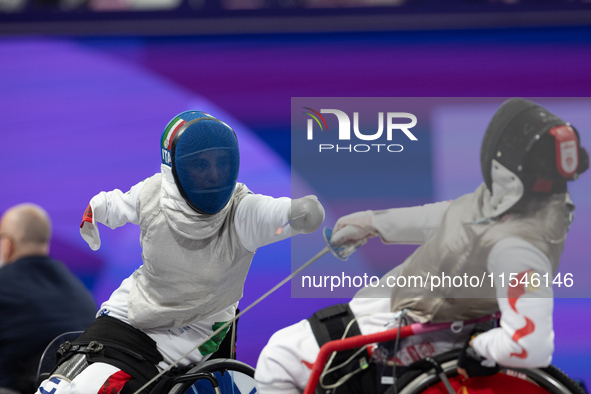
390, 183, 573, 323
127, 174, 253, 330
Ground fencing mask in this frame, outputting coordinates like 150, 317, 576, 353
481, 98, 588, 216
161, 111, 240, 215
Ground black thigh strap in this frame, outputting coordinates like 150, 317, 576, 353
66, 315, 164, 384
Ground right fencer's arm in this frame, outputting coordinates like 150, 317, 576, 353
372, 200, 452, 244
234, 194, 324, 252
80, 178, 147, 250
331, 201, 452, 247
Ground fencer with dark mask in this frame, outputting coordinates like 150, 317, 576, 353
255, 98, 588, 394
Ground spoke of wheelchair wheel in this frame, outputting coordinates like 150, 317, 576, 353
131, 246, 330, 394
438, 372, 455, 394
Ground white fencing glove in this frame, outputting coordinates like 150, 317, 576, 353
80, 203, 101, 251
331, 210, 379, 247
290, 195, 325, 234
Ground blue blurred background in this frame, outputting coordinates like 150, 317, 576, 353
1, 0, 590, 386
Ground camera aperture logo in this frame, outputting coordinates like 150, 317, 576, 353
303, 107, 417, 153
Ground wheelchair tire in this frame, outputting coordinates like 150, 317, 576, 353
167, 359, 256, 394
385, 350, 587, 394
180, 359, 255, 377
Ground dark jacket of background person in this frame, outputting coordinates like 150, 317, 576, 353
0, 255, 97, 393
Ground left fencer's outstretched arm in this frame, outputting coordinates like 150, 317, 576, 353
234, 194, 325, 252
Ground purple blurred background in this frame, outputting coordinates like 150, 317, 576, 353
1, 27, 590, 385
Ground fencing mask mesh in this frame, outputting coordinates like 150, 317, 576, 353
161, 111, 239, 215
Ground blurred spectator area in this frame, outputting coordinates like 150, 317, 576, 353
1, 0, 591, 36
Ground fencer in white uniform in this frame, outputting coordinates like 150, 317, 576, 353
36, 111, 325, 394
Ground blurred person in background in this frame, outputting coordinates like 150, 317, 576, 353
0, 204, 97, 394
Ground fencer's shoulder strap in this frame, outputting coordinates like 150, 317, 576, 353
308, 303, 361, 347
308, 304, 376, 394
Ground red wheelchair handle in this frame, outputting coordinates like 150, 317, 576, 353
303, 312, 500, 394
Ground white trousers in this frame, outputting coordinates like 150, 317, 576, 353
37, 365, 132, 394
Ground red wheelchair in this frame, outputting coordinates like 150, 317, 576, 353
303, 314, 587, 394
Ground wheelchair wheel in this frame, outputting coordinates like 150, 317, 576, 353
167, 359, 256, 394
387, 350, 587, 394
36, 331, 84, 385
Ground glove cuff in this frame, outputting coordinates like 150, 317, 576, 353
80, 202, 101, 251
80, 204, 94, 228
